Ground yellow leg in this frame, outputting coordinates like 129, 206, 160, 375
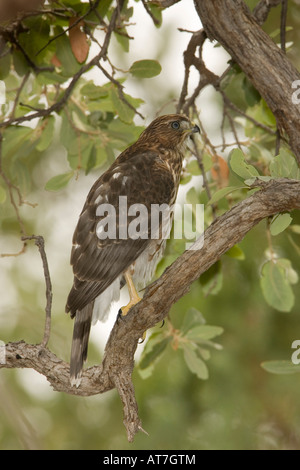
120, 271, 146, 341
120, 271, 142, 316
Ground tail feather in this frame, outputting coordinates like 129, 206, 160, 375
70, 302, 93, 387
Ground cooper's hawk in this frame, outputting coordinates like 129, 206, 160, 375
65, 114, 200, 386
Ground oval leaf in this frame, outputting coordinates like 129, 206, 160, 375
207, 186, 245, 206
186, 325, 224, 342
260, 260, 294, 312
139, 337, 170, 370
110, 88, 134, 123
69, 18, 89, 63
181, 308, 206, 335
270, 213, 293, 236
225, 244, 245, 260
183, 345, 209, 380
45, 172, 74, 191
129, 60, 162, 78
229, 148, 259, 180
261, 360, 300, 375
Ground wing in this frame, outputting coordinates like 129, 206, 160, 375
65, 150, 175, 316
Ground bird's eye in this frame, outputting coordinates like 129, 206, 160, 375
171, 121, 180, 130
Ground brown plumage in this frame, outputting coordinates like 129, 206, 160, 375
66, 114, 200, 386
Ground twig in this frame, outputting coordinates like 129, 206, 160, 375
21, 236, 52, 348
149, 0, 181, 7
280, 0, 288, 53
191, 137, 217, 220
9, 72, 30, 120
219, 90, 279, 137
141, 0, 160, 26
97, 63, 144, 119
275, 127, 281, 156
223, 105, 243, 150
176, 29, 209, 113
8, 34, 54, 73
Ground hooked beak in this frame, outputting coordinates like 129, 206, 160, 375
191, 123, 200, 134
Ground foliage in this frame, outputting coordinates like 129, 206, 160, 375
0, 0, 300, 450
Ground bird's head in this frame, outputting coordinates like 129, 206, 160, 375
138, 114, 200, 151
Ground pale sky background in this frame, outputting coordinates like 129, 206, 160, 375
0, 0, 230, 397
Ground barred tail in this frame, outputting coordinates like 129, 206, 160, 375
70, 303, 93, 387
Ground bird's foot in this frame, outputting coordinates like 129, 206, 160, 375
117, 295, 146, 342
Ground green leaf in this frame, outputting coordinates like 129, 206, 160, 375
45, 172, 74, 191
225, 244, 245, 260
12, 49, 29, 77
114, 29, 130, 52
260, 260, 294, 312
200, 261, 223, 296
186, 186, 199, 205
36, 71, 68, 85
181, 308, 206, 335
207, 185, 245, 205
20, 17, 51, 65
139, 336, 170, 370
270, 148, 300, 179
129, 60, 162, 78
60, 110, 78, 153
55, 27, 82, 77
10, 160, 32, 194
2, 126, 34, 160
85, 145, 97, 175
229, 148, 260, 180
147, 3, 162, 27
242, 76, 261, 107
244, 175, 272, 186
36, 117, 55, 152
276, 258, 298, 285
186, 160, 201, 176
261, 360, 300, 375
182, 344, 209, 380
80, 82, 108, 100
97, 0, 113, 18
110, 87, 135, 124
180, 174, 192, 185
270, 213, 293, 236
186, 325, 224, 342
0, 53, 11, 80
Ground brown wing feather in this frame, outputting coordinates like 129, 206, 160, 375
65, 151, 175, 317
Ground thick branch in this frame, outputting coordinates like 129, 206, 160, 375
1, 178, 299, 440
193, 0, 300, 164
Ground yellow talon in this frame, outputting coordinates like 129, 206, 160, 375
120, 296, 142, 316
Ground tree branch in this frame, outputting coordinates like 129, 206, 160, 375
1, 178, 299, 441
21, 235, 52, 348
193, 0, 300, 164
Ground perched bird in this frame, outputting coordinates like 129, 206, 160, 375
65, 114, 200, 386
